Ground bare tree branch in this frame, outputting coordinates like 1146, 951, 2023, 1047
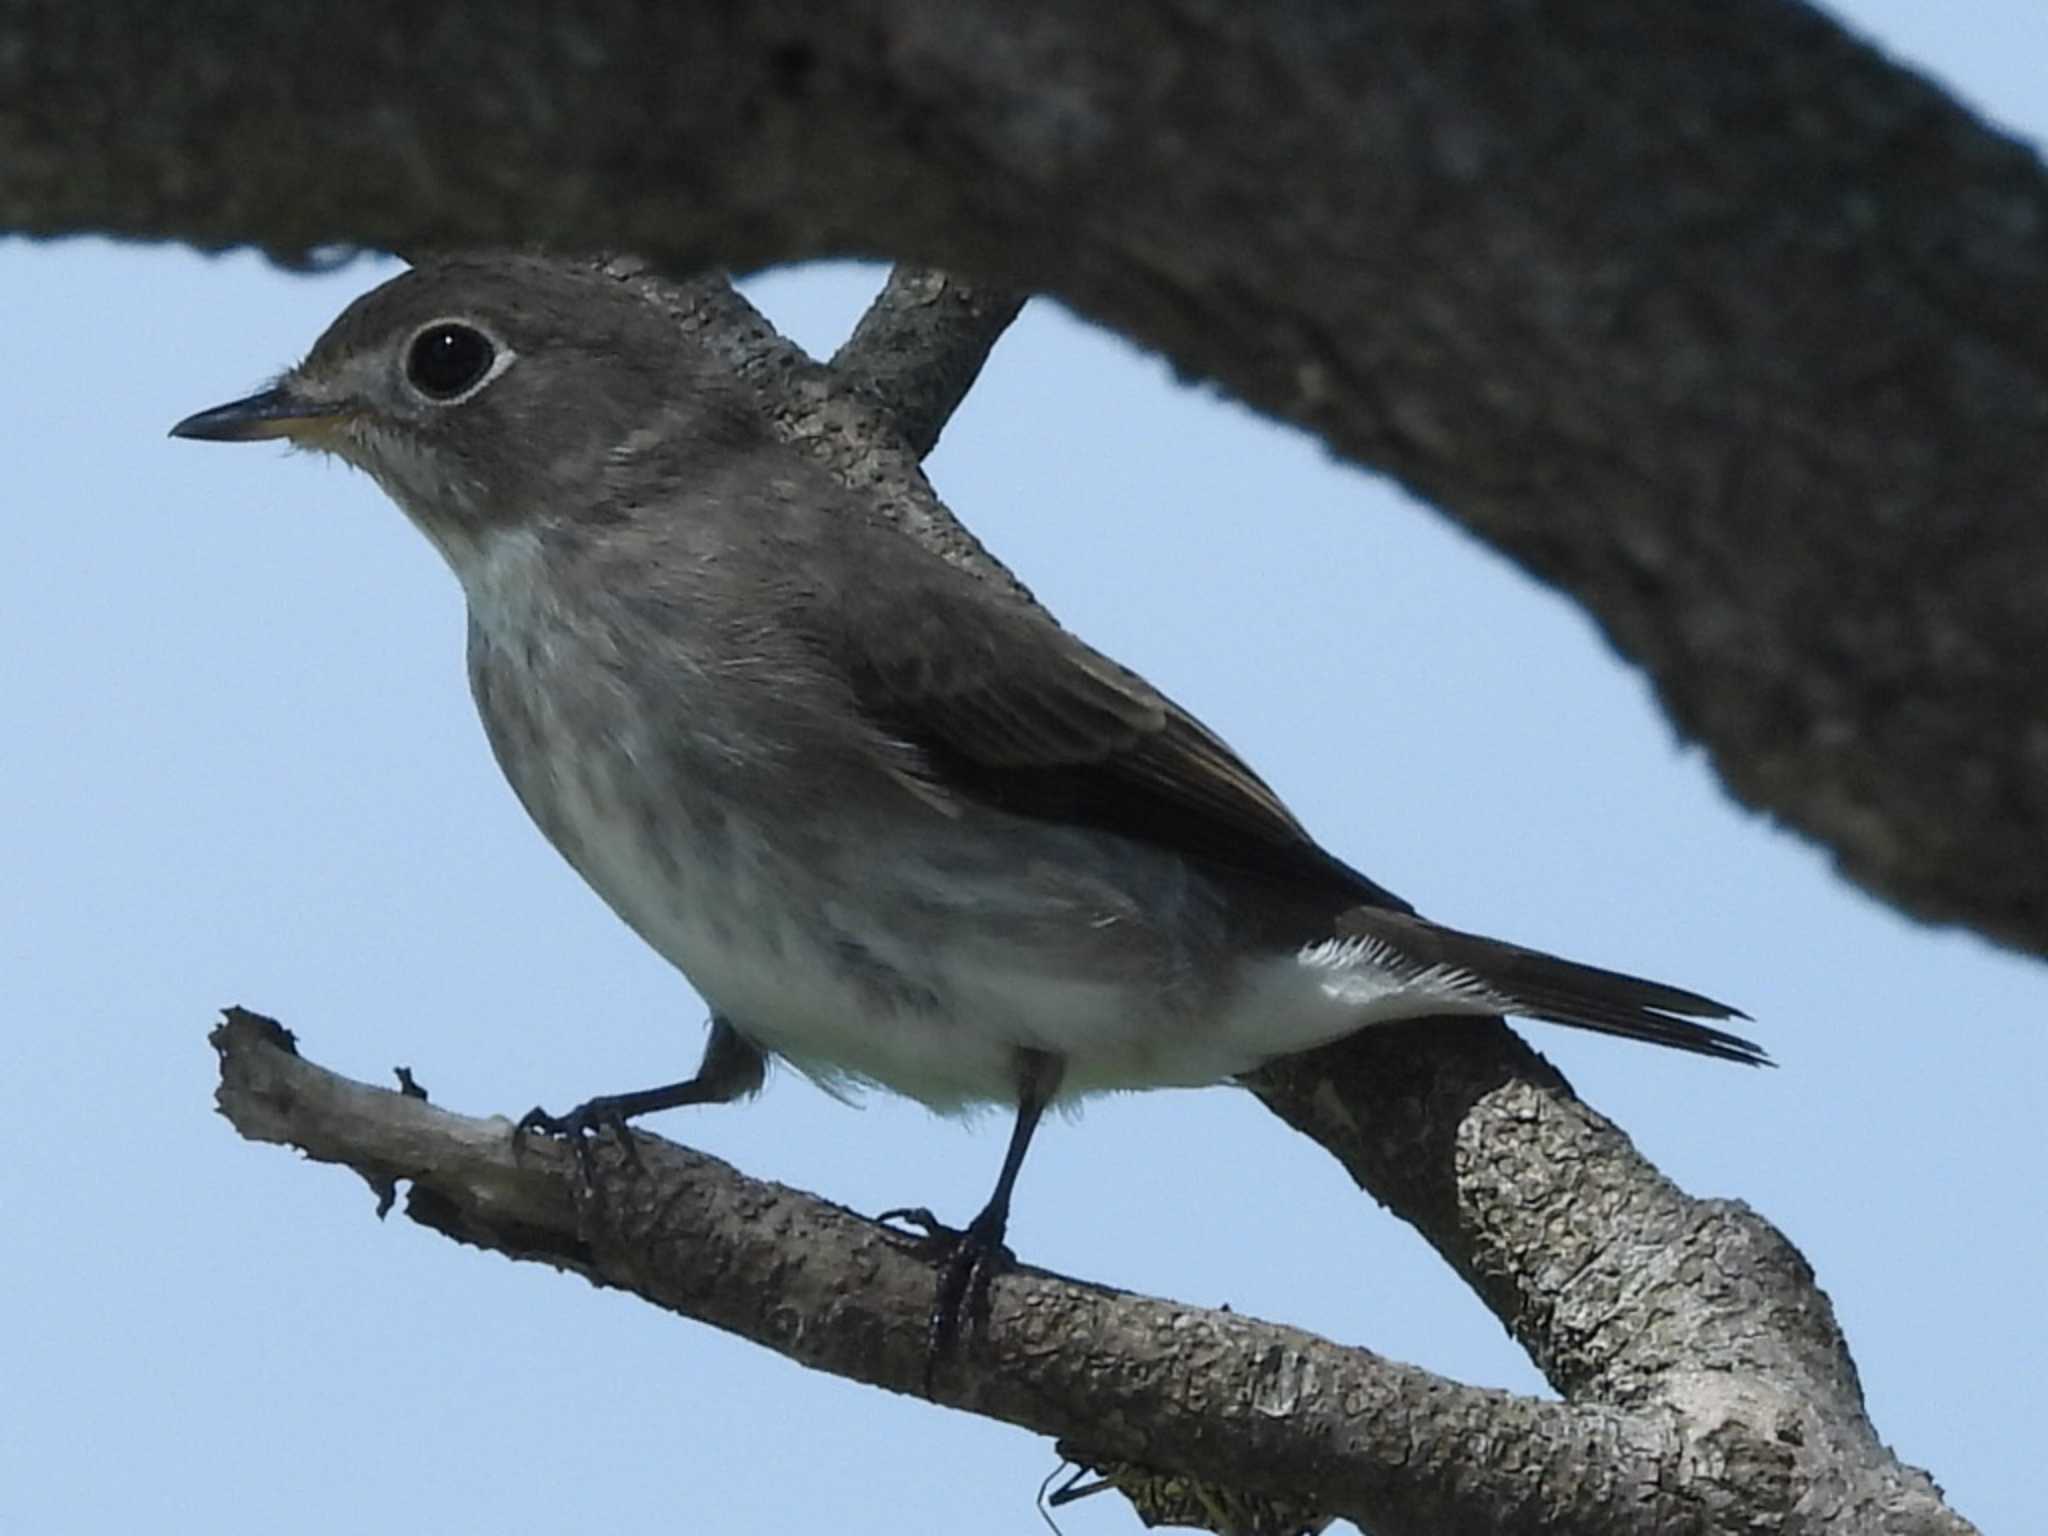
212, 1010, 1969, 1536
9, 0, 2048, 951
829, 266, 1026, 458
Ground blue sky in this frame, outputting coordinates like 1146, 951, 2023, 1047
2, 6, 2040, 1532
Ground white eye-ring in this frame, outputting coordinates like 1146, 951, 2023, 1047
402, 318, 517, 404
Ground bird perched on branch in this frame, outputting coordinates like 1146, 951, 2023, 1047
174, 255, 1759, 1357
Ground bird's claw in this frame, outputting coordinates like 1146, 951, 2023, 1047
513, 1097, 646, 1178
878, 1204, 1013, 1393
876, 1205, 957, 1242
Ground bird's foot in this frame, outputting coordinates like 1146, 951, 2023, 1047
876, 1205, 956, 1242
878, 1203, 1013, 1393
514, 1094, 647, 1179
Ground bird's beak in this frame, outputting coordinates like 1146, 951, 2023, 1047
169, 385, 353, 444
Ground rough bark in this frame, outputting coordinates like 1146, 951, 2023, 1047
213, 1010, 1965, 1536
8, 0, 2048, 951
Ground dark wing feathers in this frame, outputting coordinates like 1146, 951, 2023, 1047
810, 527, 1754, 1063
818, 548, 1410, 911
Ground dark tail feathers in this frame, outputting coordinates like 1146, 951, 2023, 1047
1338, 908, 1767, 1066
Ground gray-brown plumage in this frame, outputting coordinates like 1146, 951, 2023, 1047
172, 256, 1760, 1325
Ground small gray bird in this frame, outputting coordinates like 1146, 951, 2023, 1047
174, 256, 1759, 1329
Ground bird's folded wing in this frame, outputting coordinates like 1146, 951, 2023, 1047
808, 537, 1410, 912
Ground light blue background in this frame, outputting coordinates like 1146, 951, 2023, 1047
2, 5, 2039, 1530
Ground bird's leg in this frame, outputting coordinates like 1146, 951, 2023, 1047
516, 1016, 766, 1175
882, 1047, 1063, 1387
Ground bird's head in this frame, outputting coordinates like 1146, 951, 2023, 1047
172, 255, 752, 569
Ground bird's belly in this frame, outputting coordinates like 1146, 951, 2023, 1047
519, 765, 1012, 1107
523, 759, 1295, 1109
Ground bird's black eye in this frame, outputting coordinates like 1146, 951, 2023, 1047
405, 322, 497, 400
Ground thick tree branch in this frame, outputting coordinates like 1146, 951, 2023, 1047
1252, 1029, 1965, 1534
9, 0, 2048, 951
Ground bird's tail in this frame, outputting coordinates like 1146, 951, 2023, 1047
1332, 907, 1767, 1065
